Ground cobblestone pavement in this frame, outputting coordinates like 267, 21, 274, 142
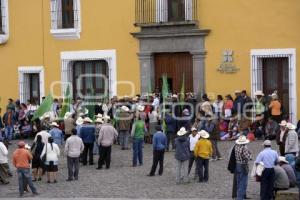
0, 140, 268, 199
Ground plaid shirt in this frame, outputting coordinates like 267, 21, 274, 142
235, 144, 252, 164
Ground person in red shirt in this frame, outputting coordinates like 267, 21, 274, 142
12, 141, 38, 197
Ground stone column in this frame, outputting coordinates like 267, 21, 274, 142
191, 51, 206, 99
138, 52, 154, 95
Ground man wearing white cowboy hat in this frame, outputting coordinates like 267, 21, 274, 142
255, 140, 279, 200
278, 156, 297, 188
276, 120, 288, 156
234, 136, 252, 200
49, 122, 63, 146
174, 127, 190, 184
96, 117, 118, 170
188, 127, 200, 177
64, 112, 75, 140
194, 130, 212, 183
285, 122, 299, 167
116, 106, 132, 150
79, 117, 96, 166
254, 90, 266, 116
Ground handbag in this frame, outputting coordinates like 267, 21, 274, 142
41, 144, 47, 163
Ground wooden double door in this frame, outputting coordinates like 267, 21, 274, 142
262, 57, 289, 112
154, 52, 193, 94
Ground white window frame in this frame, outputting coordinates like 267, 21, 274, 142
156, 0, 193, 23
60, 50, 117, 98
250, 48, 297, 123
0, 0, 9, 44
50, 0, 81, 40
18, 66, 45, 104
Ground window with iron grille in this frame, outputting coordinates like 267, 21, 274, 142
50, 0, 81, 39
0, 0, 2, 34
0, 0, 9, 43
72, 60, 109, 99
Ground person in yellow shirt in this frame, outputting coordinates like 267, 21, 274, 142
194, 130, 212, 183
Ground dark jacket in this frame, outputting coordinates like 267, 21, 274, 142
174, 136, 190, 161
3, 112, 17, 126
165, 114, 177, 133
80, 124, 96, 143
227, 145, 236, 174
205, 120, 219, 140
117, 112, 132, 131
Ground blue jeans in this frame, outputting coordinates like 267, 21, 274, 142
119, 130, 129, 149
5, 126, 13, 141
236, 163, 248, 200
285, 153, 296, 169
132, 139, 143, 166
17, 168, 37, 195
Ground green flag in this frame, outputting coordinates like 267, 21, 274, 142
59, 85, 71, 119
180, 73, 185, 109
161, 75, 169, 132
32, 93, 53, 121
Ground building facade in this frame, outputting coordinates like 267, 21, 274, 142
0, 0, 299, 122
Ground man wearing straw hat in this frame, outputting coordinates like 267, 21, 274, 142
80, 117, 95, 166
49, 122, 63, 146
194, 130, 212, 183
174, 127, 190, 184
117, 106, 132, 150
276, 120, 288, 156
64, 112, 75, 140
255, 140, 278, 200
285, 122, 299, 167
97, 117, 118, 170
234, 136, 252, 200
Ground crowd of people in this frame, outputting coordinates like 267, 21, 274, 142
0, 89, 300, 199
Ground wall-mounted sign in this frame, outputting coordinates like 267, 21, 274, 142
217, 50, 239, 73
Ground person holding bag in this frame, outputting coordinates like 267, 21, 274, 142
40, 137, 60, 183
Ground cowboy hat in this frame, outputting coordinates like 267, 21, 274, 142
83, 117, 93, 123
95, 113, 103, 119
50, 122, 59, 127
279, 120, 287, 127
199, 130, 209, 139
263, 140, 272, 146
76, 117, 83, 125
25, 144, 31, 150
177, 127, 188, 136
235, 90, 241, 94
271, 93, 278, 99
137, 105, 145, 112
103, 115, 111, 120
191, 127, 197, 132
278, 156, 289, 164
121, 105, 129, 112
95, 118, 104, 124
172, 94, 178, 98
235, 135, 250, 145
64, 112, 72, 119
254, 90, 264, 96
286, 122, 296, 130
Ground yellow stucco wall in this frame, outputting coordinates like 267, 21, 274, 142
0, 0, 299, 120
199, 0, 300, 119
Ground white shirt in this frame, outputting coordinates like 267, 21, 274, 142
148, 111, 158, 123
40, 142, 60, 163
152, 97, 160, 110
0, 142, 8, 164
189, 133, 200, 151
65, 135, 84, 158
